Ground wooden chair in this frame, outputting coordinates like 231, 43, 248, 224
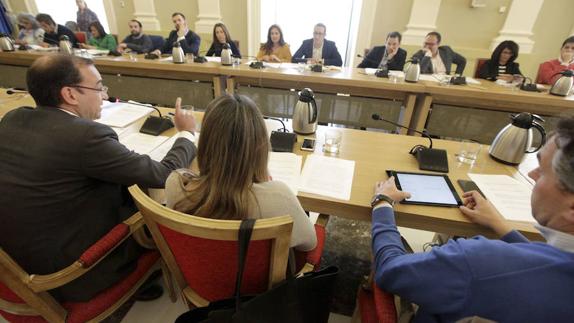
128, 184, 328, 308
74, 32, 87, 44
474, 58, 489, 78
352, 276, 398, 323
0, 213, 162, 323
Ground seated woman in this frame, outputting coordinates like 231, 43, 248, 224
15, 13, 45, 46
478, 40, 522, 82
256, 24, 292, 63
206, 23, 241, 57
165, 94, 317, 251
536, 36, 574, 85
81, 21, 117, 51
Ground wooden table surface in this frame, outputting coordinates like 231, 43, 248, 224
0, 89, 541, 240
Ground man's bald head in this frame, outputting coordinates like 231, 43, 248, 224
27, 55, 94, 107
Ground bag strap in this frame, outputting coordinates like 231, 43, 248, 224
233, 218, 256, 312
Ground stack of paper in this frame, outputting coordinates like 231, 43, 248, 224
120, 133, 170, 155
298, 155, 355, 200
517, 153, 538, 185
268, 152, 303, 195
96, 102, 154, 128
468, 174, 534, 223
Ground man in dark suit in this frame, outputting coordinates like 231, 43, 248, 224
357, 31, 407, 71
151, 12, 200, 56
0, 54, 197, 302
411, 31, 466, 75
292, 23, 343, 66
36, 13, 79, 48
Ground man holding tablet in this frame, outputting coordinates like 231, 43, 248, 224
371, 117, 574, 322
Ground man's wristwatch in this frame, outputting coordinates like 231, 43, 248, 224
371, 194, 395, 208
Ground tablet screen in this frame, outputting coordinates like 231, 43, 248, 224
393, 172, 460, 206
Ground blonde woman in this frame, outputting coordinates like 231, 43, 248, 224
165, 94, 316, 251
256, 24, 292, 63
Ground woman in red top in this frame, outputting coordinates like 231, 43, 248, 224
536, 36, 574, 85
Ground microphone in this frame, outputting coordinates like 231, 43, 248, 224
107, 97, 174, 136
263, 116, 287, 132
356, 54, 388, 77
371, 113, 449, 173
6, 88, 27, 95
263, 116, 297, 152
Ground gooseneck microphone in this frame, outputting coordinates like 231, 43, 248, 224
106, 97, 173, 136
357, 54, 388, 77
6, 88, 28, 95
371, 113, 449, 173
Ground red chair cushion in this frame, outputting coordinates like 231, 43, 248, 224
0, 251, 159, 323
74, 32, 87, 44
356, 280, 397, 323
159, 224, 272, 302
79, 223, 130, 267
295, 223, 326, 271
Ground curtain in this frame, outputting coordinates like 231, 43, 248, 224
0, 1, 12, 35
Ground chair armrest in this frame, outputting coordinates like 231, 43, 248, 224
296, 214, 330, 275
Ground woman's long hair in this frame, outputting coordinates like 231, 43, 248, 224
491, 40, 519, 65
212, 22, 233, 45
89, 21, 107, 39
174, 94, 270, 220
261, 24, 285, 55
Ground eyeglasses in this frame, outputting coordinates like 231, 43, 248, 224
313, 32, 325, 36
70, 85, 109, 93
424, 42, 438, 47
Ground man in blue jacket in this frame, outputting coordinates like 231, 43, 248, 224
371, 116, 574, 322
292, 23, 342, 67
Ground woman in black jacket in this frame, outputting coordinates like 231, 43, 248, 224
478, 40, 522, 82
206, 23, 241, 58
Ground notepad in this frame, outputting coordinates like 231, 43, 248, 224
298, 155, 355, 200
96, 103, 154, 128
268, 152, 303, 195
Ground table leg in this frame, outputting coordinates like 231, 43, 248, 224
399, 93, 417, 135
226, 76, 236, 95
213, 76, 223, 97
408, 94, 433, 136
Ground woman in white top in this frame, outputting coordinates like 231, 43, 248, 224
16, 13, 45, 46
165, 94, 317, 251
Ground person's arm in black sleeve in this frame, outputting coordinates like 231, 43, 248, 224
478, 60, 496, 80
412, 49, 431, 73
452, 49, 467, 75
291, 41, 307, 63
357, 47, 379, 68
180, 31, 200, 56
206, 43, 216, 56
388, 48, 407, 71
127, 35, 153, 53
324, 42, 342, 66
230, 41, 241, 58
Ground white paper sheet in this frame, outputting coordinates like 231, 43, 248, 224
205, 56, 221, 63
148, 135, 179, 162
468, 174, 534, 223
268, 152, 302, 195
518, 153, 538, 185
298, 155, 355, 200
120, 133, 170, 155
95, 102, 154, 128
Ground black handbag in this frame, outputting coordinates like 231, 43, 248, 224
175, 219, 339, 323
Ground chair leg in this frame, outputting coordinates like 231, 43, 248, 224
160, 261, 177, 303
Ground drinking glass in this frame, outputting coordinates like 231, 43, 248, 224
456, 140, 481, 164
323, 130, 342, 154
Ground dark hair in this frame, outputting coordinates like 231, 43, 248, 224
386, 31, 402, 43
562, 36, 574, 48
35, 13, 55, 26
261, 24, 285, 54
315, 23, 326, 34
426, 31, 442, 43
172, 12, 186, 19
212, 23, 232, 45
129, 19, 142, 28
89, 21, 107, 38
553, 116, 574, 193
27, 55, 94, 107
491, 40, 519, 64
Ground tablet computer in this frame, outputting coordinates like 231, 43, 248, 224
386, 170, 462, 207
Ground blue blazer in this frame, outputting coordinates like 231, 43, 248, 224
292, 39, 342, 66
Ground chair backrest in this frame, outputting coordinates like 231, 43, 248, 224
148, 35, 165, 52
128, 185, 293, 304
474, 58, 489, 78
74, 31, 87, 44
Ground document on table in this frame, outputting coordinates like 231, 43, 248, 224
148, 135, 179, 162
298, 155, 355, 200
205, 56, 221, 63
120, 133, 170, 155
518, 153, 538, 186
468, 174, 534, 223
96, 102, 154, 128
268, 152, 303, 195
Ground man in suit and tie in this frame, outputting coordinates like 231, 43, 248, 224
411, 31, 466, 75
0, 54, 197, 302
292, 23, 343, 67
357, 31, 407, 71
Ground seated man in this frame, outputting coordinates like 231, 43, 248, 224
370, 116, 574, 322
292, 23, 342, 67
357, 31, 406, 71
411, 31, 466, 75
0, 54, 197, 302
36, 13, 79, 48
151, 12, 200, 57
117, 19, 153, 54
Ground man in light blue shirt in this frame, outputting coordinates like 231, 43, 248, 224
371, 116, 574, 322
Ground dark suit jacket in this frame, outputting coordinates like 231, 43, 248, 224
161, 29, 201, 55
411, 46, 466, 75
44, 24, 79, 48
292, 39, 343, 66
0, 106, 196, 301
357, 46, 407, 70
478, 60, 522, 81
206, 41, 241, 58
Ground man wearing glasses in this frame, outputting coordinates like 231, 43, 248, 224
292, 23, 343, 66
411, 31, 466, 75
0, 55, 197, 302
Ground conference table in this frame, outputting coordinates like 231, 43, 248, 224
0, 89, 541, 241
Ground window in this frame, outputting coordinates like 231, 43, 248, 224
35, 0, 110, 32
260, 0, 362, 65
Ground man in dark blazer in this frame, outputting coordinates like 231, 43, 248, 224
36, 13, 79, 48
0, 54, 197, 302
411, 31, 466, 75
151, 12, 200, 56
358, 31, 407, 70
292, 23, 343, 66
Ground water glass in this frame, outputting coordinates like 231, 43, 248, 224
186, 53, 194, 63
180, 105, 194, 116
456, 140, 481, 164
323, 130, 342, 154
439, 75, 452, 86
